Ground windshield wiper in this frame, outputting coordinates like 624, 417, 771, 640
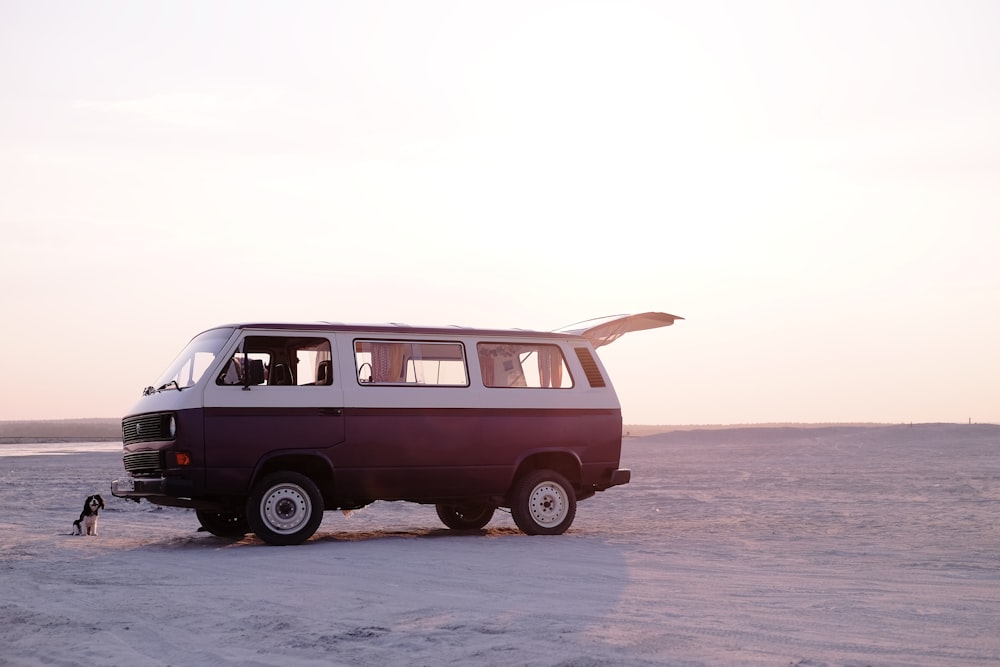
143, 380, 183, 395
157, 380, 184, 392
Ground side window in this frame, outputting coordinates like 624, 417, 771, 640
217, 336, 333, 387
354, 340, 468, 386
296, 347, 333, 386
477, 343, 573, 389
217, 352, 270, 386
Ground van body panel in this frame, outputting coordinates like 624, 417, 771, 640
129, 385, 205, 414
202, 406, 345, 494
331, 406, 620, 501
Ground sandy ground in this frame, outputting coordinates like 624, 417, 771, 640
1, 424, 998, 666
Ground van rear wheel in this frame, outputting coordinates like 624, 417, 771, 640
247, 472, 324, 546
510, 469, 577, 535
435, 502, 495, 530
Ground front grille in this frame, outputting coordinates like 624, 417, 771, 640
123, 451, 165, 475
122, 413, 172, 445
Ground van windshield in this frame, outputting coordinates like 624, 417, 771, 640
150, 328, 235, 392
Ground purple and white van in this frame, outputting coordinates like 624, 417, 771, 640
111, 312, 680, 545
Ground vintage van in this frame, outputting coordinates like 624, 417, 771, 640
111, 312, 681, 545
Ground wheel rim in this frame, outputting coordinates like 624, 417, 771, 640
527, 481, 569, 527
259, 483, 313, 534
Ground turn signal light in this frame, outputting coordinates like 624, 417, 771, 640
174, 452, 192, 466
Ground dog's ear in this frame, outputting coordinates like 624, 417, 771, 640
95, 494, 105, 509
83, 496, 93, 510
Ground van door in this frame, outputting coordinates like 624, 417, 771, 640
202, 333, 345, 494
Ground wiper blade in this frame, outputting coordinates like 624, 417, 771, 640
143, 380, 184, 396
156, 380, 183, 392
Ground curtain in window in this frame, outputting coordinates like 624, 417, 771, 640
537, 346, 563, 388
372, 343, 406, 383
479, 349, 495, 386
478, 344, 527, 387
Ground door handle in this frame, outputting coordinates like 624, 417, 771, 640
320, 408, 343, 416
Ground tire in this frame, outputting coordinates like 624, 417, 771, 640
435, 502, 496, 530
246, 472, 324, 546
196, 509, 249, 537
509, 469, 577, 535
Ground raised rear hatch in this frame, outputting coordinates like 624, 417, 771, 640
562, 312, 683, 348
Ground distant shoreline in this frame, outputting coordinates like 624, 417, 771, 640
0, 417, 925, 444
620, 422, 891, 437
0, 418, 121, 443
4, 418, 990, 444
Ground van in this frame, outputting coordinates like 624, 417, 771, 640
111, 312, 681, 545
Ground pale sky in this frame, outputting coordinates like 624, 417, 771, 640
2, 1, 998, 425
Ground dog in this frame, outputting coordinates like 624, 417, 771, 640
72, 494, 105, 536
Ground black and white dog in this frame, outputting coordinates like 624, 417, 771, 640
72, 494, 105, 536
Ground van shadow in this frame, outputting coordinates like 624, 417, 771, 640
155, 523, 573, 549
307, 524, 525, 543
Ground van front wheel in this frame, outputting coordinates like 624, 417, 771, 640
510, 469, 577, 535
247, 472, 324, 546
435, 502, 495, 530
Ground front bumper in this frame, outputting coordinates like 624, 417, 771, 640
113, 476, 161, 498
112, 476, 225, 510
111, 476, 194, 499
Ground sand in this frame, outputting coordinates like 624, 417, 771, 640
1, 424, 998, 666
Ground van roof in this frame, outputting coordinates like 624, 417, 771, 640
217, 312, 682, 347
223, 321, 566, 338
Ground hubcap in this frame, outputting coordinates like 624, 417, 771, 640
528, 481, 567, 526
261, 484, 311, 534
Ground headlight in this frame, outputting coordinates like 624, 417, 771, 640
167, 414, 177, 438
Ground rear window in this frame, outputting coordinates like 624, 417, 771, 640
477, 343, 573, 388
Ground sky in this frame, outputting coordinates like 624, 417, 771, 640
1, 0, 998, 425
